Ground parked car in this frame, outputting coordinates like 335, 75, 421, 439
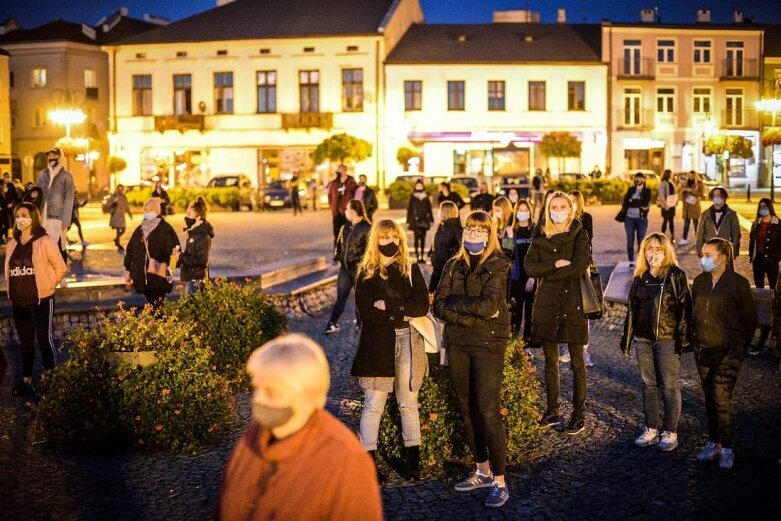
395, 173, 450, 186
558, 173, 591, 182
450, 174, 479, 203
207, 175, 254, 211
495, 172, 530, 198
261, 180, 309, 210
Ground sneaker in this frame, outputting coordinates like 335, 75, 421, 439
565, 416, 585, 435
538, 411, 562, 429
634, 427, 660, 447
719, 448, 735, 469
324, 322, 340, 334
454, 470, 494, 492
658, 431, 678, 452
485, 482, 510, 508
559, 351, 571, 363
697, 442, 722, 462
677, 239, 688, 246
583, 350, 594, 368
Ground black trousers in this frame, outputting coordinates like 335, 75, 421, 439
12, 298, 57, 378
332, 214, 347, 247
543, 341, 587, 417
412, 229, 427, 258
661, 208, 675, 238
114, 227, 126, 246
449, 347, 507, 476
509, 278, 534, 340
329, 266, 359, 326
69, 217, 85, 242
696, 348, 743, 448
291, 193, 303, 215
751, 257, 779, 289
144, 289, 168, 311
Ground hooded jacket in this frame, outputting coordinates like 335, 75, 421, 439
429, 217, 463, 292
123, 217, 180, 294
696, 204, 741, 257
179, 219, 214, 281
36, 166, 75, 227
4, 228, 67, 301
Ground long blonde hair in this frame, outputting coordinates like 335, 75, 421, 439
492, 196, 515, 231
635, 232, 678, 278
439, 200, 459, 221
359, 219, 411, 280
568, 190, 585, 220
451, 211, 502, 271
543, 191, 576, 238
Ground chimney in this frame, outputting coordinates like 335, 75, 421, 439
557, 9, 567, 23
493, 10, 541, 23
696, 9, 711, 23
733, 10, 744, 23
640, 9, 655, 23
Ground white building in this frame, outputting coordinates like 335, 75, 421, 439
384, 22, 608, 184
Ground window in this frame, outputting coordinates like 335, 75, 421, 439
726, 88, 744, 125
257, 71, 277, 113
303, 47, 315, 53
693, 88, 711, 114
623, 40, 642, 75
342, 68, 363, 112
657, 40, 675, 63
623, 87, 642, 126
347, 45, 358, 52
404, 81, 422, 111
567, 81, 585, 111
173, 74, 192, 115
694, 41, 712, 63
487, 81, 505, 111
84, 69, 98, 100
9, 71, 14, 89
260, 48, 271, 55
726, 41, 744, 77
135, 52, 146, 59
33, 107, 47, 127
132, 74, 152, 116
299, 70, 319, 113
447, 81, 465, 110
528, 81, 546, 111
176, 51, 187, 58
213, 72, 234, 114
656, 88, 675, 113
31, 67, 47, 88
217, 50, 227, 56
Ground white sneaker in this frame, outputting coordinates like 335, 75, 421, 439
634, 427, 660, 447
677, 239, 688, 246
559, 351, 571, 363
697, 442, 721, 462
719, 448, 734, 469
658, 431, 678, 451
583, 350, 594, 367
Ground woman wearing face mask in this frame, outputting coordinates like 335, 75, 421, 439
526, 192, 591, 435
5, 202, 67, 397
492, 196, 515, 257
748, 198, 781, 289
123, 198, 181, 309
325, 199, 371, 334
509, 199, 537, 347
658, 170, 677, 243
621, 233, 692, 452
429, 201, 463, 293
106, 184, 133, 252
506, 187, 521, 208
406, 180, 434, 263
622, 173, 652, 263
696, 187, 740, 259
692, 238, 757, 470
352, 219, 429, 482
176, 196, 214, 295
152, 179, 171, 216
433, 211, 512, 508
678, 171, 703, 246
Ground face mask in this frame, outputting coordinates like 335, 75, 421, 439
143, 212, 158, 221
15, 217, 32, 230
517, 211, 530, 222
414, 191, 427, 200
646, 252, 664, 268
494, 209, 503, 219
359, 181, 366, 187
48, 158, 59, 167
464, 240, 486, 254
712, 197, 724, 206
378, 242, 399, 257
184, 217, 197, 228
252, 402, 294, 429
700, 256, 718, 273
759, 208, 770, 217
550, 211, 569, 224
508, 194, 519, 203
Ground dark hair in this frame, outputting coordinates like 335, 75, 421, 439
661, 169, 672, 182
189, 195, 208, 218
634, 172, 646, 180
414, 180, 425, 190
359, 174, 367, 181
705, 237, 734, 272
347, 198, 366, 218
756, 198, 776, 220
12, 202, 43, 241
439, 182, 451, 191
506, 187, 521, 198
709, 186, 729, 200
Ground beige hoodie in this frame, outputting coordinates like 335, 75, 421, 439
4, 233, 68, 301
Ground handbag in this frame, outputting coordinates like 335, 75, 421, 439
579, 258, 604, 320
614, 203, 627, 223
407, 267, 443, 354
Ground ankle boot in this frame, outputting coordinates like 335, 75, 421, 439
368, 450, 387, 484
405, 445, 421, 481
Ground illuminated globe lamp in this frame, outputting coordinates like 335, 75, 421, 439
48, 108, 86, 138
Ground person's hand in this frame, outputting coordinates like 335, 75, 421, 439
555, 259, 571, 268
124, 270, 132, 288
505, 227, 514, 238
373, 300, 386, 310
490, 310, 499, 319
172, 245, 181, 255
525, 277, 535, 293
428, 293, 435, 304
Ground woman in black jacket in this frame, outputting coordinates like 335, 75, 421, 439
177, 196, 214, 295
692, 238, 757, 470
325, 199, 371, 333
621, 232, 692, 452
748, 198, 781, 289
123, 198, 180, 309
525, 191, 590, 435
407, 180, 434, 263
434, 211, 512, 508
429, 201, 462, 293
152, 180, 171, 215
509, 199, 536, 345
622, 173, 652, 263
352, 218, 429, 482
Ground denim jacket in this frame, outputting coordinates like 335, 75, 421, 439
36, 167, 75, 227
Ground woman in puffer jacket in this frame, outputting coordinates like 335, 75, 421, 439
621, 232, 692, 453
429, 201, 462, 293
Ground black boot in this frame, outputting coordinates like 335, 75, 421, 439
368, 450, 387, 484
405, 445, 421, 481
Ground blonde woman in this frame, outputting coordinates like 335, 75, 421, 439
492, 196, 515, 257
525, 192, 590, 435
433, 211, 512, 508
351, 219, 429, 482
620, 232, 692, 452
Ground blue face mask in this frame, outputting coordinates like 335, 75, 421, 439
700, 256, 718, 273
759, 208, 770, 217
464, 240, 486, 254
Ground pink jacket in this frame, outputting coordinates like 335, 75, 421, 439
4, 233, 68, 301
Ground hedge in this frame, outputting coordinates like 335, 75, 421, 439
385, 181, 469, 209
549, 178, 659, 205
126, 187, 251, 210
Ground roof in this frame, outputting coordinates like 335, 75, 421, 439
604, 21, 764, 31
762, 24, 781, 57
98, 17, 159, 44
116, 0, 397, 45
385, 23, 602, 64
0, 16, 157, 46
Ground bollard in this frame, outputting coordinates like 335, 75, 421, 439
747, 185, 751, 202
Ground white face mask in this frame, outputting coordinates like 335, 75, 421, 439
517, 211, 530, 222
143, 212, 158, 221
550, 210, 569, 224
508, 194, 519, 203
15, 217, 32, 230
646, 252, 664, 268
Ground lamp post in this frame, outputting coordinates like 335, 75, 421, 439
48, 108, 86, 138
755, 98, 781, 202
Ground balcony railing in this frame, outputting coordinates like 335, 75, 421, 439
154, 114, 205, 133
281, 112, 333, 130
719, 59, 759, 80
721, 109, 758, 128
616, 58, 655, 79
616, 109, 654, 130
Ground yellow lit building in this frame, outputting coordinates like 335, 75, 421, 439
0, 49, 11, 172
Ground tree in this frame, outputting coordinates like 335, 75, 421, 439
539, 132, 582, 175
704, 133, 755, 184
54, 137, 86, 158
396, 146, 420, 170
108, 156, 127, 190
313, 133, 372, 165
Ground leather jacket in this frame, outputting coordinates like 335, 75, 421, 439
621, 265, 693, 354
334, 219, 370, 273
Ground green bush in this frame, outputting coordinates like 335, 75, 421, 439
385, 181, 469, 208
36, 306, 237, 452
348, 338, 540, 472
549, 178, 659, 205
172, 280, 288, 387
126, 187, 245, 210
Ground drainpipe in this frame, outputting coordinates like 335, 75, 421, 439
606, 24, 613, 176
375, 39, 383, 190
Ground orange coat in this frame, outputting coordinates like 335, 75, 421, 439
4, 232, 67, 301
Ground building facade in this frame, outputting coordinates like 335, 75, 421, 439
0, 50, 11, 172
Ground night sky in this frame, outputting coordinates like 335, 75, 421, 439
2, 0, 781, 29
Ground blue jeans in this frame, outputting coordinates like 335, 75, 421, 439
624, 217, 648, 262
183, 280, 203, 295
682, 218, 699, 240
329, 266, 360, 326
634, 337, 681, 432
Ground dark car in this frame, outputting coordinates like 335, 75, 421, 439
261, 180, 309, 210
495, 173, 530, 198
207, 175, 254, 211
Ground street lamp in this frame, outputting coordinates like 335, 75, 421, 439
755, 98, 781, 202
48, 108, 86, 138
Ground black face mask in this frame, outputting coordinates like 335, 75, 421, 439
184, 217, 197, 228
378, 242, 399, 257
48, 159, 59, 168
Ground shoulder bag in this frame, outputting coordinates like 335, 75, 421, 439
579, 254, 604, 320
407, 266, 443, 354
